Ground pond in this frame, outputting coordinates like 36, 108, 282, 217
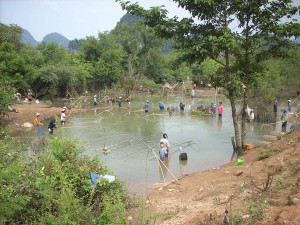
20, 92, 277, 195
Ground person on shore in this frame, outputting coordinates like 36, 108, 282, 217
8, 105, 18, 113
60, 109, 66, 126
93, 95, 97, 106
273, 100, 278, 121
160, 133, 170, 155
281, 110, 288, 132
217, 102, 224, 117
144, 100, 149, 112
48, 118, 57, 134
27, 89, 33, 104
33, 113, 43, 135
159, 142, 168, 161
288, 100, 291, 112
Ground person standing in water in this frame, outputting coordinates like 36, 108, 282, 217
117, 97, 123, 108
159, 142, 168, 161
144, 100, 149, 112
160, 133, 170, 155
93, 95, 97, 106
33, 113, 43, 135
48, 118, 57, 134
217, 102, 224, 117
60, 108, 66, 126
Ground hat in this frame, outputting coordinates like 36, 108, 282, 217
61, 109, 66, 112
288, 100, 291, 103
36, 113, 40, 116
94, 95, 97, 97
119, 96, 122, 99
146, 100, 149, 103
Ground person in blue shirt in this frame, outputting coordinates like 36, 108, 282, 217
159, 142, 167, 161
48, 118, 57, 134
144, 100, 149, 112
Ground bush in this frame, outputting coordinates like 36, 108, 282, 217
0, 137, 130, 224
257, 149, 272, 160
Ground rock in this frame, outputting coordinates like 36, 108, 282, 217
235, 170, 243, 176
168, 188, 174, 192
242, 215, 250, 219
127, 216, 133, 221
22, 122, 33, 128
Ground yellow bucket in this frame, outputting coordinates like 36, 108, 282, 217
246, 144, 253, 150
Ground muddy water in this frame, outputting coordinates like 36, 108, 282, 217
46, 93, 272, 195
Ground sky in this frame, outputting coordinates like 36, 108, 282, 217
0, 0, 190, 41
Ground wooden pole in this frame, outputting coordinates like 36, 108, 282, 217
148, 146, 180, 185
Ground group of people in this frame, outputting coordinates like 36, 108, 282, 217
274, 99, 295, 132
33, 107, 67, 135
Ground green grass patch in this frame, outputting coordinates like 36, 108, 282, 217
257, 149, 273, 160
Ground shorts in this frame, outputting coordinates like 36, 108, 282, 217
61, 121, 65, 125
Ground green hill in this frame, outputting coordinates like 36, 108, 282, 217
42, 32, 70, 49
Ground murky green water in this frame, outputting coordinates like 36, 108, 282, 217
19, 93, 277, 195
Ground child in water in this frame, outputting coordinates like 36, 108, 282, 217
159, 142, 167, 161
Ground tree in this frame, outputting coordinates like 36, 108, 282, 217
117, 0, 300, 153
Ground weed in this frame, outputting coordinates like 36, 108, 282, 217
231, 213, 243, 225
257, 149, 272, 160
286, 161, 300, 175
246, 197, 268, 222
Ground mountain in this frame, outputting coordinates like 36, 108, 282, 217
21, 29, 39, 46
116, 13, 144, 28
42, 32, 70, 49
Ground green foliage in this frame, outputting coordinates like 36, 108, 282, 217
0, 83, 15, 118
231, 213, 243, 225
0, 137, 130, 224
142, 79, 160, 89
257, 149, 273, 160
190, 109, 205, 116
0, 24, 23, 51
0, 140, 30, 222
246, 197, 268, 222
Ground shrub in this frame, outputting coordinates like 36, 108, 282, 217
257, 149, 272, 160
1, 137, 130, 224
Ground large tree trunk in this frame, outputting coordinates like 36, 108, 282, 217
230, 98, 242, 154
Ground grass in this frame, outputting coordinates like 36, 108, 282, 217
257, 149, 273, 160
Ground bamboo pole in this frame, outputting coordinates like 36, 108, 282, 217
151, 151, 166, 183
148, 146, 180, 185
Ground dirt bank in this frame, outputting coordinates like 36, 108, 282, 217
5, 103, 85, 130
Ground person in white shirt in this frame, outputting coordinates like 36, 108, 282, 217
60, 109, 66, 126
